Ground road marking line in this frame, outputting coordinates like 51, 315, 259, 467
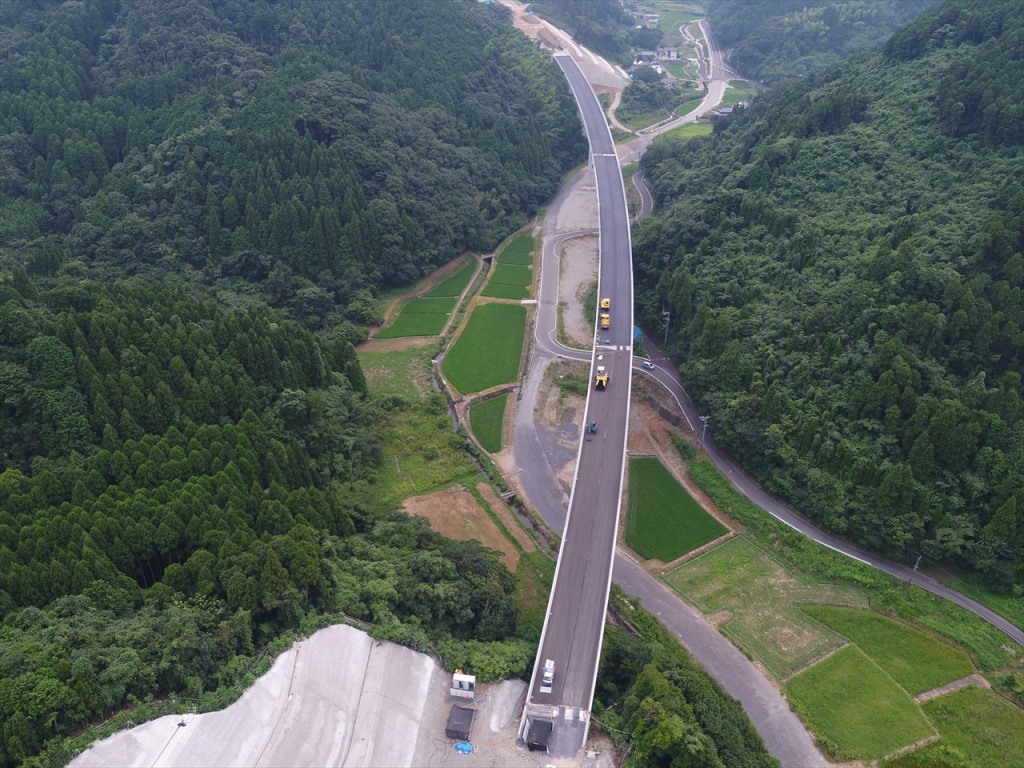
820, 541, 871, 565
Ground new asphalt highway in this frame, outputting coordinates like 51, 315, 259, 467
521, 53, 635, 758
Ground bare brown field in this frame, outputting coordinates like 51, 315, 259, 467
402, 488, 519, 570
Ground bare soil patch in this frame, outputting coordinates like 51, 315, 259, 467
555, 166, 599, 233
559, 235, 598, 348
357, 336, 436, 353
594, 85, 628, 132
534, 358, 588, 427
707, 610, 733, 629
914, 673, 991, 703
403, 488, 519, 570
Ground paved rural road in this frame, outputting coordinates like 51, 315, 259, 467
630, 169, 653, 222
613, 552, 829, 767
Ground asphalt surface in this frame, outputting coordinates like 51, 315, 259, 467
522, 54, 635, 759
630, 169, 653, 221
514, 27, 831, 768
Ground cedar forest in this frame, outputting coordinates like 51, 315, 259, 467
0, 0, 590, 763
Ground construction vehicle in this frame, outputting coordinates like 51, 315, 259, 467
594, 365, 609, 390
600, 311, 610, 330
600, 297, 611, 310
542, 659, 555, 686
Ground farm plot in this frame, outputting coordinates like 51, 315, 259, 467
470, 394, 507, 453
891, 687, 1024, 768
482, 235, 533, 299
403, 489, 520, 570
375, 296, 456, 339
803, 605, 974, 696
496, 235, 534, 264
483, 263, 532, 300
443, 303, 526, 394
786, 645, 935, 761
357, 345, 434, 400
626, 457, 726, 562
426, 259, 477, 298
664, 536, 868, 678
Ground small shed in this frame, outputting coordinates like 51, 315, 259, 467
445, 705, 476, 741
526, 719, 553, 751
450, 670, 476, 700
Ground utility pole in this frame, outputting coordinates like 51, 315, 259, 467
661, 309, 670, 347
699, 415, 710, 447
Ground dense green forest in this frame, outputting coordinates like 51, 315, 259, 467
0, 0, 586, 331
618, 64, 700, 124
636, 0, 1023, 586
707, 0, 940, 83
529, 0, 661, 66
0, 0, 587, 764
0, 280, 524, 766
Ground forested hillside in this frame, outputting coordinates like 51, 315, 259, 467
636, 0, 1023, 585
529, 0, 660, 66
0, 1, 585, 764
0, 0, 586, 329
707, 0, 939, 83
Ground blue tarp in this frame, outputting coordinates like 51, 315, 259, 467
454, 741, 473, 754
